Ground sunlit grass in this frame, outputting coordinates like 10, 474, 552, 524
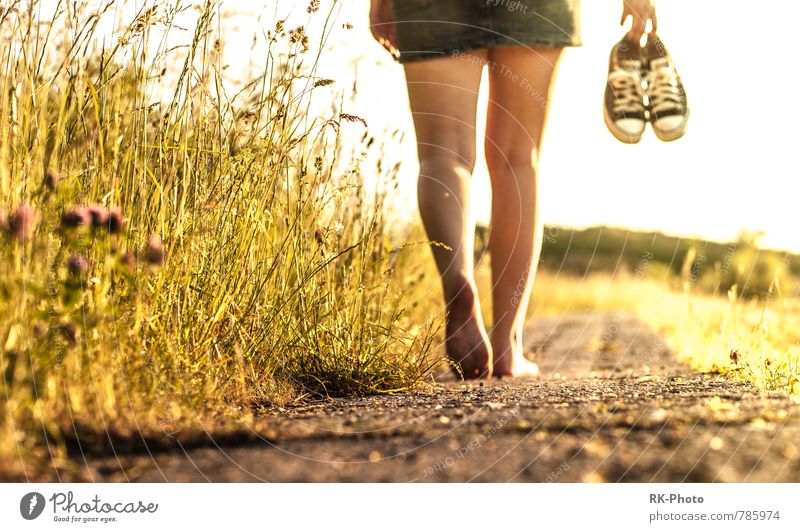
0, 0, 439, 480
523, 269, 800, 396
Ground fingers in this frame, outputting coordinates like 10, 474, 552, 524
620, 1, 658, 40
628, 15, 647, 41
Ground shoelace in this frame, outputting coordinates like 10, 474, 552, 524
646, 60, 684, 114
609, 63, 645, 115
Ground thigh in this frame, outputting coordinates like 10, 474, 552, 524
404, 51, 488, 168
485, 46, 564, 163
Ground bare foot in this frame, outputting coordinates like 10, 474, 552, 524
492, 332, 539, 378
445, 281, 492, 379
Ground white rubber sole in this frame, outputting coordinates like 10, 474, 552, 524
603, 105, 645, 144
652, 113, 690, 142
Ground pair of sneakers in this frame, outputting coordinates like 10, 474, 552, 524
604, 34, 689, 143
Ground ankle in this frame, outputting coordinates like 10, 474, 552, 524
492, 329, 520, 357
444, 274, 477, 313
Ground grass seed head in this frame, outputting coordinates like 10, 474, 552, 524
0, 208, 8, 233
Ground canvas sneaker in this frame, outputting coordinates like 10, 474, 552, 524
644, 35, 689, 142
604, 37, 647, 144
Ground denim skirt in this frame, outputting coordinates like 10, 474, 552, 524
392, 0, 581, 63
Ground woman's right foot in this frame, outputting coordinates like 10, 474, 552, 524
445, 280, 492, 379
492, 331, 539, 378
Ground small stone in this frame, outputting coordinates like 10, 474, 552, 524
781, 444, 797, 460
583, 471, 605, 483
648, 408, 668, 423
707, 396, 735, 412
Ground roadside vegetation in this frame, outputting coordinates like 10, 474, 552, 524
0, 0, 439, 480
519, 265, 800, 397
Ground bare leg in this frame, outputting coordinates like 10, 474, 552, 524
484, 46, 564, 377
404, 51, 492, 379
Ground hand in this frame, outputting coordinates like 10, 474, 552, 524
370, 0, 399, 59
620, 0, 657, 41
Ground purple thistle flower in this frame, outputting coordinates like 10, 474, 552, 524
145, 235, 165, 265
44, 169, 60, 191
61, 207, 92, 229
66, 254, 90, 276
9, 205, 37, 242
87, 204, 109, 228
106, 207, 124, 234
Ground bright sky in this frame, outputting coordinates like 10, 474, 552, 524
79, 0, 800, 252
306, 0, 799, 252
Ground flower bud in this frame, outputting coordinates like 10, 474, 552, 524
145, 235, 165, 265
61, 207, 92, 229
9, 205, 37, 242
66, 254, 90, 276
87, 204, 109, 228
106, 207, 124, 234
44, 168, 60, 190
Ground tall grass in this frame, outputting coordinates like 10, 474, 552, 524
0, 0, 439, 480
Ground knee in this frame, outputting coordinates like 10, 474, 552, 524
484, 137, 538, 174
417, 142, 476, 177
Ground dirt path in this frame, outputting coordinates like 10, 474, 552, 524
89, 312, 800, 482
